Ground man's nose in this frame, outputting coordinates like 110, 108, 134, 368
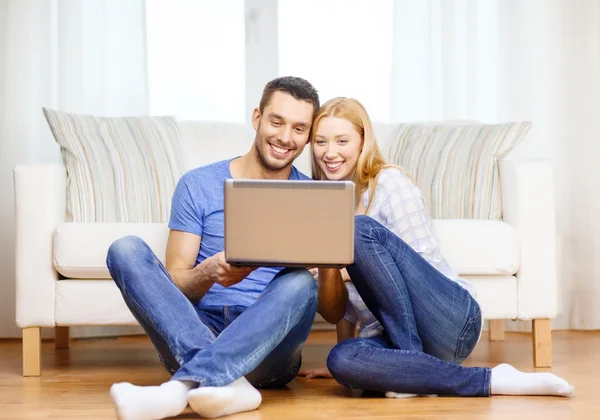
278, 126, 293, 145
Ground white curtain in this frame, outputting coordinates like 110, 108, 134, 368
0, 0, 148, 338
390, 0, 600, 330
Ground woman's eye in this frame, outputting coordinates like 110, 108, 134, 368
315, 140, 326, 145
338, 139, 348, 144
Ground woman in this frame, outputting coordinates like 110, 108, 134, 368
304, 97, 573, 398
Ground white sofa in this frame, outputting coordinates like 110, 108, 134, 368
14, 121, 557, 376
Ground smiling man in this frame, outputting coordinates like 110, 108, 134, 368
106, 77, 320, 420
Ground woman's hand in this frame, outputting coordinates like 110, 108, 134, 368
297, 367, 333, 379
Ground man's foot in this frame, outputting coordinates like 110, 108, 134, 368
187, 377, 262, 418
491, 363, 574, 396
110, 380, 194, 420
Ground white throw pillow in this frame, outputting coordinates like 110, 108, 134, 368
387, 122, 531, 219
43, 108, 185, 222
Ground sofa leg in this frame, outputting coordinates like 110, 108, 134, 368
23, 327, 41, 377
55, 326, 70, 350
489, 320, 505, 341
532, 319, 552, 368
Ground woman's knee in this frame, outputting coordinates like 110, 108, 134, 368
354, 215, 379, 236
326, 340, 360, 386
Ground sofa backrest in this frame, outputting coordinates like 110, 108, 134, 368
177, 120, 399, 175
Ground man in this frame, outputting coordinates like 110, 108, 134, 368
107, 76, 320, 420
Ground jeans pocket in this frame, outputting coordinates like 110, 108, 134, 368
454, 307, 482, 362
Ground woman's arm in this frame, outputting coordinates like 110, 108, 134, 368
317, 268, 348, 324
336, 318, 356, 342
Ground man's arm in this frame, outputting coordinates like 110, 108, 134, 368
166, 230, 256, 302
166, 230, 214, 301
317, 268, 348, 324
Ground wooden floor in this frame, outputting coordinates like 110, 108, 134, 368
1, 330, 599, 420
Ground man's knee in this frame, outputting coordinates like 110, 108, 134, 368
276, 269, 318, 308
106, 235, 150, 280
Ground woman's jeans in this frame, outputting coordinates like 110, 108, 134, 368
106, 236, 318, 388
327, 216, 491, 396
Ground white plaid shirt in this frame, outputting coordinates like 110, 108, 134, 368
345, 168, 477, 338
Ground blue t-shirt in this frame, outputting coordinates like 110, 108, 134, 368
168, 158, 310, 308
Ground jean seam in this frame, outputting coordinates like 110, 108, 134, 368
366, 225, 420, 350
454, 306, 481, 360
483, 366, 492, 396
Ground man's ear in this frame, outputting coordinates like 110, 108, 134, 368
305, 128, 313, 145
251, 108, 261, 131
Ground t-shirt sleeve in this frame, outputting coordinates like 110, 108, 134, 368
168, 174, 204, 236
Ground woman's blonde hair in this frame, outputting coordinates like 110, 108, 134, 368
310, 97, 412, 212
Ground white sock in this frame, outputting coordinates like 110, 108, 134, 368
385, 392, 437, 399
110, 380, 195, 420
187, 377, 262, 419
490, 363, 574, 396
385, 392, 418, 398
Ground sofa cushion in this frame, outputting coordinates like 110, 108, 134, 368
432, 219, 520, 275
387, 122, 531, 220
43, 108, 185, 222
54, 223, 169, 279
53, 220, 519, 279
55, 279, 138, 325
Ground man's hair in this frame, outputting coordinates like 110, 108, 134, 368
259, 76, 320, 118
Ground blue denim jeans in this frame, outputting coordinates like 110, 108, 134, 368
327, 216, 491, 396
106, 236, 317, 388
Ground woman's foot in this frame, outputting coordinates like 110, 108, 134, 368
490, 363, 574, 396
385, 392, 437, 398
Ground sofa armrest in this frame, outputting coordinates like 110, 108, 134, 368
499, 159, 557, 319
14, 164, 66, 328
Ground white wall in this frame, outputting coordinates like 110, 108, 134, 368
0, 0, 147, 338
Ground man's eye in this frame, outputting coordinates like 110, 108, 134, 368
272, 121, 281, 126
295, 127, 305, 133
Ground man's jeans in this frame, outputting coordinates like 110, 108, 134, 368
106, 236, 317, 388
327, 216, 491, 396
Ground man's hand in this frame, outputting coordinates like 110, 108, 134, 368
297, 367, 333, 379
340, 268, 351, 282
309, 267, 350, 282
208, 251, 256, 287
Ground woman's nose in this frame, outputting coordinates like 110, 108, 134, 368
325, 145, 338, 159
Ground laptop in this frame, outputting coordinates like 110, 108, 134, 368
224, 179, 355, 268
